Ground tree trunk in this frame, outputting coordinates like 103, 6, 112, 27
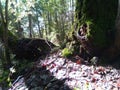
105, 0, 120, 59
37, 14, 42, 38
115, 0, 120, 49
28, 14, 33, 38
17, 21, 24, 39
47, 11, 51, 35
0, 0, 11, 67
71, 0, 74, 25
75, 0, 118, 58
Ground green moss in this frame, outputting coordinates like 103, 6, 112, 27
61, 48, 73, 58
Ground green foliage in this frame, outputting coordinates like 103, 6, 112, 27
73, 87, 81, 90
0, 69, 9, 86
13, 59, 34, 75
61, 48, 73, 57
0, 66, 16, 87
0, 0, 75, 46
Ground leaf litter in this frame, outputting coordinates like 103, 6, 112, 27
9, 52, 120, 90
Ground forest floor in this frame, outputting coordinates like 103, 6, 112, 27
9, 51, 120, 90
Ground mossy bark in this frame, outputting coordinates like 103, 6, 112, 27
75, 0, 118, 57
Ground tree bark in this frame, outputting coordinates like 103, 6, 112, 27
75, 0, 118, 59
37, 14, 42, 38
28, 14, 33, 38
17, 21, 24, 39
12, 38, 56, 60
0, 0, 11, 67
115, 0, 120, 48
105, 0, 120, 59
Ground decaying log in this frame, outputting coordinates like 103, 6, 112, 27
12, 38, 56, 60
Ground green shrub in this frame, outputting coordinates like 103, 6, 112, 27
61, 48, 73, 57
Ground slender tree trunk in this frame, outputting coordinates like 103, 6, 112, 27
61, 15, 65, 40
71, 0, 74, 25
55, 11, 58, 32
36, 14, 42, 38
44, 19, 48, 39
115, 0, 120, 48
17, 21, 24, 38
0, 0, 11, 68
4, 0, 11, 66
47, 11, 51, 35
28, 14, 33, 38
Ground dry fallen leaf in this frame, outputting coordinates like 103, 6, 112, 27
76, 60, 81, 64
117, 78, 120, 87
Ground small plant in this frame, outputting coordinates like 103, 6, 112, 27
61, 48, 73, 58
73, 87, 81, 90
0, 69, 10, 87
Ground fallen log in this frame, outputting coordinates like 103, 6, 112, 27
10, 38, 56, 60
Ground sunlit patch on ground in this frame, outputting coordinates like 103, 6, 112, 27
40, 53, 120, 90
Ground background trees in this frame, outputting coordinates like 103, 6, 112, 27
0, 0, 75, 66
0, 0, 75, 44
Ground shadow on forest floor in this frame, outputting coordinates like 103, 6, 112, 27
9, 64, 72, 90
